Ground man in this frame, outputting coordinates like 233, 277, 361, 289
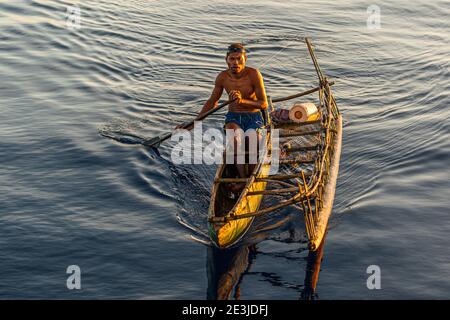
178, 43, 268, 187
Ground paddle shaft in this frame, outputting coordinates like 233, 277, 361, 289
143, 98, 236, 147
187, 98, 236, 124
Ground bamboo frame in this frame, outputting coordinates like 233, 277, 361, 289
279, 130, 323, 138
214, 172, 312, 184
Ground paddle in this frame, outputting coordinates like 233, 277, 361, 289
142, 98, 236, 150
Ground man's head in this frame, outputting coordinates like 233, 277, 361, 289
226, 43, 247, 74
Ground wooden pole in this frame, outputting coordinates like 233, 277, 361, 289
272, 82, 334, 103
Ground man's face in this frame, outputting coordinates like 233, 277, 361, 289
226, 52, 246, 74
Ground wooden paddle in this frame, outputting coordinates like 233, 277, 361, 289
143, 98, 236, 149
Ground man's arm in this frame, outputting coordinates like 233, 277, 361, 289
231, 69, 268, 110
175, 74, 224, 129
196, 74, 224, 120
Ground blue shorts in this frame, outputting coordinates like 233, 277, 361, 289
224, 112, 264, 132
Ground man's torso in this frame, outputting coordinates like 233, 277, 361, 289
220, 67, 260, 113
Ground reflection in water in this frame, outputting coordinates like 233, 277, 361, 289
206, 234, 327, 300
206, 245, 256, 300
301, 233, 327, 300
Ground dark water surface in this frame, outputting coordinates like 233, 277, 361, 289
0, 0, 449, 299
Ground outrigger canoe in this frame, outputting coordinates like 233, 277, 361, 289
208, 38, 342, 250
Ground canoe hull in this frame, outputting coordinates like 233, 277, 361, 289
209, 162, 271, 249
208, 131, 272, 249
309, 114, 343, 251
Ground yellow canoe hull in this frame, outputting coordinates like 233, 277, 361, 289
209, 162, 271, 248
209, 130, 272, 249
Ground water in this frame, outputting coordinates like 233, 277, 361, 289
0, 0, 449, 299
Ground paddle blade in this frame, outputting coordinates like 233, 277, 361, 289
144, 136, 163, 148
142, 136, 162, 156
143, 131, 173, 157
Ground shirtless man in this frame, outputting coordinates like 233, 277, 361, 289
191, 43, 268, 183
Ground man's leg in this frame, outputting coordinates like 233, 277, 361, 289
224, 122, 246, 179
225, 122, 247, 191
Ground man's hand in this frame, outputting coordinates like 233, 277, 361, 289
229, 90, 242, 107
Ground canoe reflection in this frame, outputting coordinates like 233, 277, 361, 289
206, 233, 327, 300
301, 233, 326, 300
206, 244, 256, 300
